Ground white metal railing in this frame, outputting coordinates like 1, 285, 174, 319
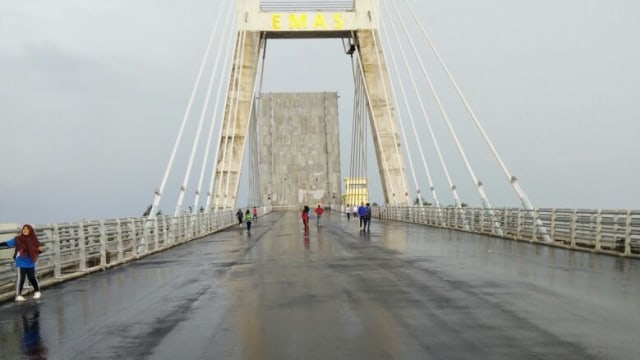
3, 205, 636, 299
0, 206, 272, 301
372, 206, 640, 257
260, 1, 355, 12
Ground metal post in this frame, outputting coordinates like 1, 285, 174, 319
154, 218, 160, 251
78, 222, 86, 271
51, 225, 61, 278
99, 220, 107, 267
516, 209, 522, 240
532, 209, 539, 241
129, 219, 137, 258
550, 209, 556, 241
624, 210, 631, 255
116, 219, 124, 262
570, 209, 577, 247
595, 209, 602, 250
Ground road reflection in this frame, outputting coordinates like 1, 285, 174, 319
19, 305, 47, 359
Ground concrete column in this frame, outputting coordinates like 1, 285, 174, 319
357, 29, 409, 205
210, 31, 262, 209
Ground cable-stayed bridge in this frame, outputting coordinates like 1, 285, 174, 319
1, 1, 639, 359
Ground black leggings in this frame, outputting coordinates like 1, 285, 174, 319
17, 267, 40, 295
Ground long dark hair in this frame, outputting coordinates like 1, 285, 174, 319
16, 224, 41, 262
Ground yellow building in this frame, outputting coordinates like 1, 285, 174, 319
343, 177, 368, 207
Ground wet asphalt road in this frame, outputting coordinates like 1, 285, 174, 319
0, 211, 639, 360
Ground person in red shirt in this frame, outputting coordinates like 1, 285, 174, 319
314, 205, 324, 225
301, 206, 310, 234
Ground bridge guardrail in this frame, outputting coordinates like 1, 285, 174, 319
372, 206, 640, 258
0, 206, 272, 302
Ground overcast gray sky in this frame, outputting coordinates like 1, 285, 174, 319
1, 0, 639, 224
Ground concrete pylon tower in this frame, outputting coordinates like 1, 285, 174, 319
210, 0, 409, 208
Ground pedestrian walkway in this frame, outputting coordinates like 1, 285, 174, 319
0, 211, 638, 359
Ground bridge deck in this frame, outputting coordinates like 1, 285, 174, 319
0, 212, 638, 359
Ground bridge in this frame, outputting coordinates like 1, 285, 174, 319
1, 0, 639, 359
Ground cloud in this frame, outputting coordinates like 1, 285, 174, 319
1, 0, 639, 223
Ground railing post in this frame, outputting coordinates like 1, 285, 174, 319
595, 210, 602, 250
116, 219, 124, 262
176, 216, 182, 243
516, 209, 522, 240
129, 219, 138, 258
550, 209, 556, 240
532, 209, 539, 241
154, 218, 160, 250
99, 220, 107, 267
453, 207, 458, 229
51, 225, 61, 278
624, 210, 631, 255
162, 216, 168, 246
502, 207, 508, 235
570, 209, 577, 247
78, 222, 87, 271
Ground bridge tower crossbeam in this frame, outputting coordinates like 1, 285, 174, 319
210, 0, 410, 209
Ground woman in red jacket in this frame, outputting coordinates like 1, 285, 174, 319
314, 205, 324, 225
301, 206, 310, 234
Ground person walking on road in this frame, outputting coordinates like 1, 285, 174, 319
314, 204, 324, 225
301, 206, 310, 234
358, 203, 367, 230
245, 210, 253, 232
252, 207, 258, 222
363, 203, 372, 232
345, 205, 351, 221
236, 209, 244, 226
0, 224, 44, 302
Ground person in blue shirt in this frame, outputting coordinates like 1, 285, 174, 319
0, 224, 44, 302
363, 203, 372, 232
358, 203, 367, 230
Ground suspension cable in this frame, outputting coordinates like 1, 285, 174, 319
192, 3, 236, 213
216, 30, 245, 209
205, 17, 238, 212
353, 54, 367, 206
173, 2, 235, 218
400, 0, 536, 211
355, 57, 368, 205
249, 33, 267, 207
358, 60, 368, 205
146, 3, 227, 223
380, 17, 436, 207
230, 35, 265, 208
389, 1, 498, 212
222, 30, 252, 209
356, 31, 397, 205
348, 47, 363, 207
382, 0, 459, 207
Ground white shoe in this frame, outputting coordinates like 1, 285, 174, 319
33, 291, 41, 299
15, 295, 26, 302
